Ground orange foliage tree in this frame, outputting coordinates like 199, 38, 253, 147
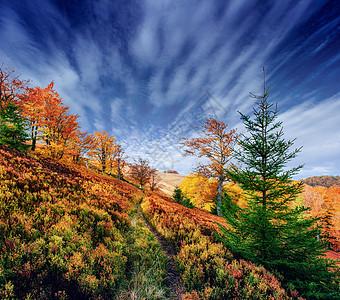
40, 83, 78, 157
88, 130, 116, 173
182, 118, 238, 216
21, 82, 79, 156
68, 130, 95, 164
0, 63, 29, 103
302, 184, 340, 250
21, 85, 46, 150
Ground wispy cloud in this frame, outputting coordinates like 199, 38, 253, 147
278, 94, 340, 178
0, 0, 338, 176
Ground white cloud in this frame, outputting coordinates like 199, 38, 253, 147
1, 0, 338, 177
278, 94, 340, 178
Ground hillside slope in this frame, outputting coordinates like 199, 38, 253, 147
302, 175, 340, 188
157, 171, 186, 195
1, 145, 338, 299
0, 145, 173, 299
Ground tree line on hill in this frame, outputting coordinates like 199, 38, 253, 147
0, 63, 162, 191
302, 175, 340, 188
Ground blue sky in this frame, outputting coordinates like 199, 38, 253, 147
0, 0, 339, 178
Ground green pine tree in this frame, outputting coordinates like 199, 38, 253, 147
172, 186, 184, 203
0, 98, 30, 152
217, 69, 339, 299
172, 187, 195, 208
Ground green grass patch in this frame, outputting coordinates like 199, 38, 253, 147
115, 214, 169, 299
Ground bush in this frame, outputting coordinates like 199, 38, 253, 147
0, 145, 140, 299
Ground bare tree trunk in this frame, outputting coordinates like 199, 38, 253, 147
217, 177, 224, 216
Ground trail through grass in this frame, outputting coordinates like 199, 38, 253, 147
115, 202, 184, 299
137, 202, 186, 299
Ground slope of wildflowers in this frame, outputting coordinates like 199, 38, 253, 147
142, 192, 304, 299
0, 144, 149, 299
0, 144, 310, 299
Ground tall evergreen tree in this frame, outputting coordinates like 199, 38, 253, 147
0, 97, 30, 152
218, 69, 339, 299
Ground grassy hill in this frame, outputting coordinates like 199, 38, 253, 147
0, 145, 334, 299
0, 145, 169, 299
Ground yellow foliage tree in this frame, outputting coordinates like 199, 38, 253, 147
223, 182, 246, 208
88, 130, 116, 173
180, 173, 218, 211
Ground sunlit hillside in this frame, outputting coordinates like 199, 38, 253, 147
157, 171, 186, 195
0, 145, 309, 299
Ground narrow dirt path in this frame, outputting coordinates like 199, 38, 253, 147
137, 203, 186, 299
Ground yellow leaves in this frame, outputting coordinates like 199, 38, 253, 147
88, 130, 116, 173
180, 173, 218, 211
224, 182, 246, 208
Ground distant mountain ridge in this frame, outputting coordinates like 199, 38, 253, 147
302, 175, 340, 188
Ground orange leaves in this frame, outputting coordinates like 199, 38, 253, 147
21, 81, 79, 155
0, 63, 29, 103
182, 118, 239, 215
182, 118, 238, 176
88, 130, 116, 173
302, 184, 340, 250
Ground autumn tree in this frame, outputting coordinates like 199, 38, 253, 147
218, 69, 339, 298
21, 84, 46, 150
112, 144, 128, 180
21, 82, 79, 155
129, 157, 153, 190
0, 63, 29, 103
182, 118, 238, 216
89, 130, 116, 173
39, 83, 79, 157
303, 185, 330, 242
68, 130, 94, 164
303, 184, 340, 250
180, 173, 218, 211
